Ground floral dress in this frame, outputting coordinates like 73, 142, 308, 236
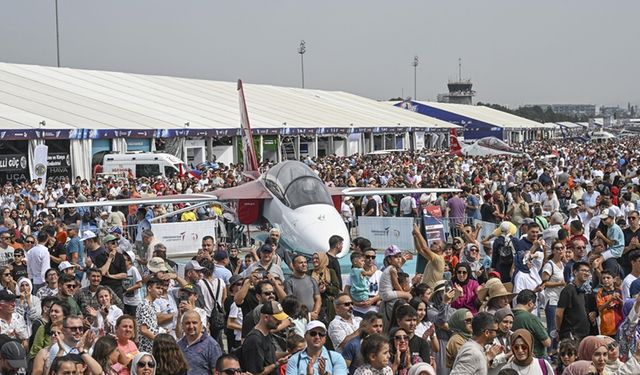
135, 299, 159, 352
354, 364, 394, 375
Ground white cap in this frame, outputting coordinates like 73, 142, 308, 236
305, 320, 327, 333
599, 208, 614, 219
80, 230, 97, 241
58, 261, 74, 271
568, 203, 578, 210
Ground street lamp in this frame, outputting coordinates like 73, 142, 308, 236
298, 40, 306, 88
412, 55, 419, 100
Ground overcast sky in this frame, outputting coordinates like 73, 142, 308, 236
1, 1, 638, 108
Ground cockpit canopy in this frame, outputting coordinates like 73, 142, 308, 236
475, 137, 518, 152
263, 161, 333, 209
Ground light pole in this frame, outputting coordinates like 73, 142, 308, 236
298, 40, 306, 88
412, 55, 419, 100
55, 0, 60, 67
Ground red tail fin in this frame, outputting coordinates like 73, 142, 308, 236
449, 128, 462, 155
238, 80, 260, 178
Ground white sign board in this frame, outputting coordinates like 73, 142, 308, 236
357, 217, 415, 250
413, 131, 425, 150
151, 221, 216, 259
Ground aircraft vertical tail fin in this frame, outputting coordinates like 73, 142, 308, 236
238, 80, 260, 179
449, 128, 462, 155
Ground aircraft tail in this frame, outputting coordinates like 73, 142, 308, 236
449, 128, 462, 155
238, 80, 260, 179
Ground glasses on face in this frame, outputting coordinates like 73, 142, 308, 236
394, 335, 409, 341
24, 240, 35, 244
65, 326, 84, 332
560, 351, 576, 357
221, 368, 241, 375
513, 344, 528, 351
2, 273, 10, 277
308, 331, 326, 338
262, 291, 275, 296
470, 248, 479, 253
65, 284, 77, 289
137, 361, 156, 368
339, 301, 353, 307
578, 269, 591, 274
464, 318, 473, 324
457, 270, 468, 275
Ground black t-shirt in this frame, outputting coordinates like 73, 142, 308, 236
10, 262, 28, 281
364, 199, 377, 216
481, 203, 497, 223
327, 253, 342, 290
622, 227, 640, 272
63, 211, 81, 225
49, 243, 66, 269
557, 283, 590, 339
241, 329, 277, 375
95, 251, 127, 289
239, 289, 259, 337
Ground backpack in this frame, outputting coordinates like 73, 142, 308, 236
495, 237, 514, 264
202, 278, 225, 332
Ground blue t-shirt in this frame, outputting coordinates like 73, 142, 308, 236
349, 267, 369, 302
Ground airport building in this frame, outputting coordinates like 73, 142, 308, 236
395, 100, 554, 142
0, 63, 457, 183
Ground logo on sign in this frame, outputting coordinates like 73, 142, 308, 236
35, 163, 46, 177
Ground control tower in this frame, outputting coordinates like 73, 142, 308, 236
437, 58, 475, 105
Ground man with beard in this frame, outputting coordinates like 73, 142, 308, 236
328, 293, 362, 353
284, 255, 321, 319
235, 277, 287, 338
240, 300, 290, 375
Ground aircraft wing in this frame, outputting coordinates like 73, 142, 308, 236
59, 180, 273, 209
335, 187, 462, 197
58, 193, 219, 209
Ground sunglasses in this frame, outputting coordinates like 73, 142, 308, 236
262, 291, 275, 296
464, 318, 473, 324
65, 326, 84, 332
560, 351, 576, 357
25, 241, 35, 244
2, 273, 10, 277
221, 368, 241, 375
137, 361, 156, 368
308, 331, 326, 338
339, 301, 353, 307
513, 344, 528, 351
457, 270, 468, 275
65, 284, 77, 289
394, 335, 409, 341
469, 248, 479, 253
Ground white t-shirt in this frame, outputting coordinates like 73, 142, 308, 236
542, 261, 564, 305
345, 269, 382, 314
123, 266, 143, 306
622, 274, 638, 300
228, 302, 243, 341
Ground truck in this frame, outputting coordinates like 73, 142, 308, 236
102, 152, 188, 179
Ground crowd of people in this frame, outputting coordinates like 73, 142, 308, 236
0, 137, 639, 374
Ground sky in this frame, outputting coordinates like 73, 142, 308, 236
1, 1, 638, 108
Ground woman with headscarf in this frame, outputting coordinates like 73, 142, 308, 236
488, 308, 513, 375
130, 352, 156, 375
460, 243, 487, 283
309, 251, 341, 322
445, 308, 473, 370
426, 280, 456, 375
450, 263, 480, 314
577, 336, 610, 375
15, 277, 41, 337
500, 329, 553, 374
562, 360, 595, 375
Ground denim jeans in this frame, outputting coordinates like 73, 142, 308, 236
545, 303, 557, 350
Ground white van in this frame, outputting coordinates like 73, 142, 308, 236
102, 152, 188, 179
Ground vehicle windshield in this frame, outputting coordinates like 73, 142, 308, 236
476, 137, 517, 152
263, 161, 333, 209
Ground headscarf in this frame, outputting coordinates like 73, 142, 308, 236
130, 352, 156, 375
15, 277, 32, 296
407, 363, 436, 375
562, 360, 594, 375
462, 244, 481, 274
447, 308, 472, 339
310, 252, 331, 284
494, 307, 513, 336
577, 335, 609, 361
510, 329, 534, 366
453, 263, 472, 286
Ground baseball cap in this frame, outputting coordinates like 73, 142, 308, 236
147, 257, 169, 273
599, 208, 614, 219
384, 245, 402, 257
108, 226, 123, 235
102, 234, 117, 244
259, 244, 274, 253
0, 290, 19, 302
0, 341, 27, 369
124, 251, 137, 263
58, 261, 74, 272
260, 300, 289, 321
80, 230, 97, 241
229, 275, 243, 286
184, 260, 205, 272
568, 203, 578, 210
305, 320, 326, 333
180, 284, 197, 294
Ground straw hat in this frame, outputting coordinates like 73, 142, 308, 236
478, 280, 515, 302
